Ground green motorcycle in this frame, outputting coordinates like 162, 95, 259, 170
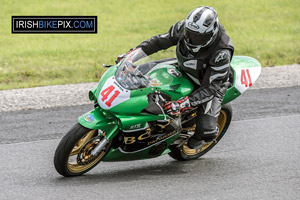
54, 48, 261, 177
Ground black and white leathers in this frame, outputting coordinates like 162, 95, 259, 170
137, 20, 234, 107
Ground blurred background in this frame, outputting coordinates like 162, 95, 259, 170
0, 0, 299, 89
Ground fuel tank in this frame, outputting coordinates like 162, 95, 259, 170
147, 64, 194, 99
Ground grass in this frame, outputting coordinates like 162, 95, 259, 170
0, 0, 299, 90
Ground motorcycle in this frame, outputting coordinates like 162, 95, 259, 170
54, 48, 261, 177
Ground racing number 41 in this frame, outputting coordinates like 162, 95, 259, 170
100, 85, 120, 107
241, 69, 252, 87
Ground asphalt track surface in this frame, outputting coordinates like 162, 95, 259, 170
0, 86, 300, 200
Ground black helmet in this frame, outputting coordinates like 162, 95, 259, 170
184, 6, 219, 52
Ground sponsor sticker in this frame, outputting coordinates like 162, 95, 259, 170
150, 79, 161, 87
130, 123, 142, 130
84, 114, 95, 123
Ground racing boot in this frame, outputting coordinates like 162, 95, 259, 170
187, 127, 219, 149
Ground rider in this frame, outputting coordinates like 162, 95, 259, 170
118, 6, 234, 149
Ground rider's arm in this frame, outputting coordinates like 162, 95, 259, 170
188, 49, 232, 107
136, 20, 185, 55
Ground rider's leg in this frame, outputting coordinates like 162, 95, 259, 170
187, 93, 223, 149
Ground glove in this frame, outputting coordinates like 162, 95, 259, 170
163, 96, 193, 116
115, 48, 136, 64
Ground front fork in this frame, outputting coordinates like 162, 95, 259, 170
91, 137, 110, 156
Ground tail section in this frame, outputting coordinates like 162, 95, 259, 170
223, 56, 261, 104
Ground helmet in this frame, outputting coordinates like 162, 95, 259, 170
184, 6, 219, 53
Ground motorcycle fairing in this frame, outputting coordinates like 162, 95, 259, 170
223, 55, 261, 104
78, 107, 120, 140
79, 51, 262, 162
98, 76, 130, 110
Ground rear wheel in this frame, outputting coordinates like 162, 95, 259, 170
169, 103, 232, 161
54, 123, 111, 177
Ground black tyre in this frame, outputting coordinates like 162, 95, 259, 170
54, 123, 111, 177
169, 103, 232, 161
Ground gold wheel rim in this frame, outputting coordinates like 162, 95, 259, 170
67, 130, 107, 173
182, 110, 227, 156
69, 130, 96, 156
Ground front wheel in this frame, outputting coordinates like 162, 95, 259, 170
54, 123, 111, 177
169, 103, 232, 161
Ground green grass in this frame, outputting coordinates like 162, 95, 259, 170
0, 0, 299, 90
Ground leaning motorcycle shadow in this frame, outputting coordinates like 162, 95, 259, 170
53, 157, 227, 185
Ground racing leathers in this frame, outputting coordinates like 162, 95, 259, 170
136, 20, 234, 147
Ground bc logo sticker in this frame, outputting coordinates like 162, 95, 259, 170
84, 114, 95, 123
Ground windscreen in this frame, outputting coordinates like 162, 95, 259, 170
115, 49, 155, 90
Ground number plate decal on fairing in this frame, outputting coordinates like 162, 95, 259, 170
235, 67, 261, 94
98, 77, 130, 110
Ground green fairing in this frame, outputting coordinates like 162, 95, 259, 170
230, 56, 261, 69
115, 113, 167, 130
78, 107, 120, 140
88, 87, 97, 102
90, 56, 260, 114
79, 55, 261, 162
97, 65, 194, 114
148, 66, 194, 100
222, 87, 241, 105
78, 107, 178, 161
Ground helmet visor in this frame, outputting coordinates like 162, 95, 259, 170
184, 28, 213, 46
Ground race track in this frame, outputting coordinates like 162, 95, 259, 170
0, 86, 299, 200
